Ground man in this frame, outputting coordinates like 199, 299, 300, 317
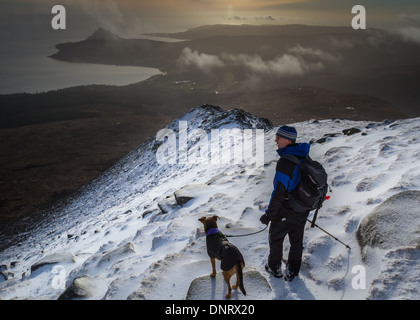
260, 125, 311, 281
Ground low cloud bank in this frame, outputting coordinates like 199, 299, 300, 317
177, 45, 340, 77
177, 48, 225, 72
396, 27, 420, 44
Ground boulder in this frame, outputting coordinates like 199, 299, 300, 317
31, 252, 76, 273
356, 191, 420, 255
0, 271, 8, 283
174, 184, 209, 206
58, 275, 107, 300
0, 265, 12, 282
157, 199, 180, 214
186, 268, 272, 300
314, 133, 340, 144
342, 127, 361, 136
97, 242, 135, 267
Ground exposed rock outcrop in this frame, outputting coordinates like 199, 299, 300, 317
58, 275, 107, 300
356, 190, 420, 259
31, 252, 76, 273
186, 268, 271, 300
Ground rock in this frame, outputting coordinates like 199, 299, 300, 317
356, 191, 420, 256
174, 194, 193, 206
314, 133, 340, 144
174, 184, 209, 206
0, 271, 8, 283
97, 242, 135, 267
342, 127, 361, 136
157, 198, 180, 214
58, 275, 107, 300
366, 120, 394, 129
31, 252, 76, 273
142, 209, 156, 218
186, 268, 272, 300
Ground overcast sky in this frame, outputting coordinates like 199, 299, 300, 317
1, 0, 420, 36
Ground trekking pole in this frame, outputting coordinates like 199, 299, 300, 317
307, 219, 351, 250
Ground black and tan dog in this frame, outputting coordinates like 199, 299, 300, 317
199, 215, 246, 299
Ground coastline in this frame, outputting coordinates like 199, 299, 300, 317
0, 55, 163, 95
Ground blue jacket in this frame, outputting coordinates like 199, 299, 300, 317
266, 143, 310, 220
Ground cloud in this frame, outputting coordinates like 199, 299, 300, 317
228, 15, 276, 21
395, 13, 420, 43
222, 52, 316, 76
78, 0, 126, 32
399, 13, 420, 27
178, 47, 225, 72
178, 46, 337, 77
395, 27, 420, 44
221, 44, 342, 76
328, 37, 355, 49
254, 16, 276, 21
228, 16, 249, 21
223, 51, 326, 77
288, 45, 341, 62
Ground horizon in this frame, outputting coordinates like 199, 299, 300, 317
1, 1, 420, 37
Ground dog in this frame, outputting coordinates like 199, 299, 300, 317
198, 215, 246, 299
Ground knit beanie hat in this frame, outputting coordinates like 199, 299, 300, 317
276, 125, 297, 142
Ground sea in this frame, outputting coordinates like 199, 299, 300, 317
0, 18, 179, 95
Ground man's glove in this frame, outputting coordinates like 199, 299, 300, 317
260, 212, 270, 225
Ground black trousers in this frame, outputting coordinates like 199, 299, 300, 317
268, 210, 309, 276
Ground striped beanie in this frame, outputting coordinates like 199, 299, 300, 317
276, 125, 297, 142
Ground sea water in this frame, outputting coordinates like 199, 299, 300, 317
0, 53, 163, 94
0, 33, 165, 94
0, 18, 169, 95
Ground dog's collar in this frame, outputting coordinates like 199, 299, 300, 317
206, 228, 221, 236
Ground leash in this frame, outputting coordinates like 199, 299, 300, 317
225, 225, 268, 238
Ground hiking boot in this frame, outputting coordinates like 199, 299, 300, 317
265, 263, 283, 278
284, 264, 296, 282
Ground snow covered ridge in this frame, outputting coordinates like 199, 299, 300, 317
154, 105, 270, 171
0, 105, 419, 300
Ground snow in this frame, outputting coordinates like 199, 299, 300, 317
0, 106, 419, 300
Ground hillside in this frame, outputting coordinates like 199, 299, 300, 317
0, 79, 405, 229
0, 105, 419, 300
147, 23, 365, 39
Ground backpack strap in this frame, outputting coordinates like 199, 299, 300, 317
281, 154, 303, 200
311, 207, 320, 228
281, 154, 302, 165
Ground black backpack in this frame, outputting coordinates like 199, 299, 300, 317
283, 154, 329, 227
